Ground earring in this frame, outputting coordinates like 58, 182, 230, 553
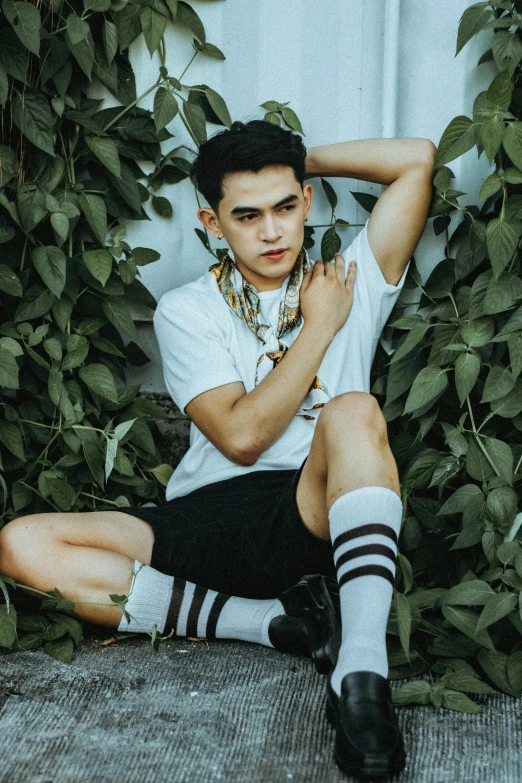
217, 233, 223, 239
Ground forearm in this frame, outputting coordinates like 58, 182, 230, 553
305, 137, 436, 185
231, 325, 332, 462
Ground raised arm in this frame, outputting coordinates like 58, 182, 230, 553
305, 138, 437, 285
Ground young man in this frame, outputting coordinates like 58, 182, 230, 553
0, 120, 435, 779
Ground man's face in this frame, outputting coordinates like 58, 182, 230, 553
198, 165, 313, 291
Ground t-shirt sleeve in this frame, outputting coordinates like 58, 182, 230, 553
340, 218, 409, 337
153, 290, 243, 415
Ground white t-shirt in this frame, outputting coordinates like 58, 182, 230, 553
154, 220, 408, 499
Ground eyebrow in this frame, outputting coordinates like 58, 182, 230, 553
230, 194, 299, 216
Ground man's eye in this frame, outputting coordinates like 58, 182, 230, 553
281, 205, 295, 212
238, 214, 256, 222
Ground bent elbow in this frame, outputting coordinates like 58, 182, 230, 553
228, 438, 260, 466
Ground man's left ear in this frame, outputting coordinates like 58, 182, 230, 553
303, 182, 313, 220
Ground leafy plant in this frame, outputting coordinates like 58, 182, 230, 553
365, 0, 522, 711
0, 1, 320, 663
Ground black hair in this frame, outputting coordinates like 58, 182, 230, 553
190, 119, 307, 212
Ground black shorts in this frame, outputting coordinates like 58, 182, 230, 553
124, 457, 335, 599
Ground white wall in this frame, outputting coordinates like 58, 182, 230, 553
123, 0, 497, 393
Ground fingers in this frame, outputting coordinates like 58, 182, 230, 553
345, 260, 357, 290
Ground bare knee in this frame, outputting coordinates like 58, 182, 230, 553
318, 392, 389, 445
0, 515, 59, 581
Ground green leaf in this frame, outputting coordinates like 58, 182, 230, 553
176, 1, 205, 43
66, 26, 95, 79
439, 484, 483, 516
2, 0, 41, 56
0, 26, 28, 83
152, 195, 172, 218
12, 91, 55, 156
486, 217, 518, 278
102, 298, 138, 342
490, 378, 522, 417
486, 71, 513, 112
404, 367, 449, 414
183, 100, 207, 145
86, 136, 121, 178
48, 479, 77, 511
148, 463, 174, 487
204, 87, 231, 128
15, 288, 54, 322
0, 420, 24, 459
79, 193, 107, 245
321, 178, 338, 212
492, 31, 522, 75
0, 345, 19, 389
264, 112, 280, 126
507, 650, 522, 694
281, 106, 304, 134
462, 316, 495, 347
0, 603, 17, 649
103, 19, 119, 65
395, 592, 411, 660
32, 246, 66, 298
51, 212, 69, 242
456, 4, 492, 55
483, 272, 522, 314
441, 606, 495, 650
508, 332, 522, 379
438, 579, 494, 607
435, 116, 478, 167
105, 435, 118, 481
441, 689, 481, 713
0, 264, 23, 297
320, 226, 341, 262
0, 145, 19, 187
481, 365, 515, 402
82, 249, 113, 287
478, 172, 502, 200
391, 680, 431, 706
66, 13, 90, 45
454, 352, 480, 405
200, 42, 225, 60
481, 113, 506, 164
153, 87, 178, 132
350, 191, 378, 213
43, 337, 62, 362
44, 635, 74, 664
79, 363, 119, 402
503, 122, 522, 169
477, 649, 517, 695
139, 7, 167, 56
130, 247, 161, 266
62, 335, 89, 372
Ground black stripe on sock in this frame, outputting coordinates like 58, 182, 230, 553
338, 564, 395, 590
165, 577, 186, 633
332, 523, 398, 555
335, 542, 397, 571
205, 593, 232, 639
186, 585, 208, 638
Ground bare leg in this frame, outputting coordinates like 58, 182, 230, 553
0, 511, 154, 627
295, 392, 400, 540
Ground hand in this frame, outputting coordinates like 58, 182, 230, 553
299, 254, 357, 341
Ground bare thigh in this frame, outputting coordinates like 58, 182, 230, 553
0, 510, 155, 569
295, 421, 330, 541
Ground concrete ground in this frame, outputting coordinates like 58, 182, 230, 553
0, 633, 521, 783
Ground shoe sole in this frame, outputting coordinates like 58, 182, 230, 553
326, 688, 406, 780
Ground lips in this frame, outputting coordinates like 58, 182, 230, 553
262, 248, 287, 259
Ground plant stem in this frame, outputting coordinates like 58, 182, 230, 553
101, 78, 164, 134
179, 51, 199, 82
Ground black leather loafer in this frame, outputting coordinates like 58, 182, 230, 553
326, 671, 406, 779
268, 575, 341, 675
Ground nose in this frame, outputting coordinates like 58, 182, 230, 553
259, 214, 282, 242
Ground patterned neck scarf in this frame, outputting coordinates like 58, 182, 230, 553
209, 248, 329, 421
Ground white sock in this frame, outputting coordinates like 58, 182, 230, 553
118, 562, 284, 647
328, 487, 402, 696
